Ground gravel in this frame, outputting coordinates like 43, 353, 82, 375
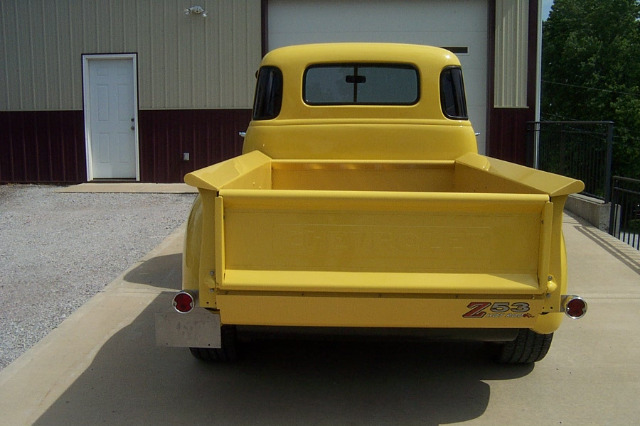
0, 184, 196, 371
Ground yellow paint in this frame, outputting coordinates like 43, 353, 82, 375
243, 43, 478, 161
181, 43, 584, 334
216, 293, 544, 329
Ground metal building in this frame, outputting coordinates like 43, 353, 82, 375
0, 0, 540, 183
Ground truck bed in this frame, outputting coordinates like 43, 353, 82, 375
185, 150, 582, 329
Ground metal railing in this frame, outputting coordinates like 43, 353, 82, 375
526, 121, 614, 202
526, 121, 639, 250
610, 176, 640, 250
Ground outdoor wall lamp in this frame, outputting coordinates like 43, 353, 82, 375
184, 6, 207, 17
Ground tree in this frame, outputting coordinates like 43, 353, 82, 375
542, 0, 640, 178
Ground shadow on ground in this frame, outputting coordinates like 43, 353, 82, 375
575, 226, 640, 276
123, 253, 182, 289
34, 292, 533, 425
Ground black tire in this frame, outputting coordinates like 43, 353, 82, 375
497, 329, 553, 364
189, 325, 238, 362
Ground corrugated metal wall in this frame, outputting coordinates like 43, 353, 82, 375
0, 0, 262, 111
493, 0, 529, 108
0, 111, 86, 182
487, 0, 538, 165
138, 109, 250, 182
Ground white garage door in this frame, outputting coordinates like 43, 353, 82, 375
268, 0, 488, 153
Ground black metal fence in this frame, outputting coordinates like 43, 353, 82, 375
526, 121, 614, 201
610, 176, 640, 250
526, 121, 639, 251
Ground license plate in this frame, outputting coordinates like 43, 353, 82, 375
155, 308, 221, 348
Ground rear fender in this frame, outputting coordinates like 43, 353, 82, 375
182, 195, 202, 293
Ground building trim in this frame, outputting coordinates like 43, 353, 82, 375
261, 0, 269, 57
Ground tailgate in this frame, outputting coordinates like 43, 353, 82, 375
215, 189, 553, 295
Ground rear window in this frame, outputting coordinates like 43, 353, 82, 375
304, 64, 419, 105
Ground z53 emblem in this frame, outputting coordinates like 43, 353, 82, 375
463, 302, 531, 318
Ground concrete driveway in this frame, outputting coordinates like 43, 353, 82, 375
0, 214, 639, 425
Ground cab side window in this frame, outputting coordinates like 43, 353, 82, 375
440, 67, 468, 119
253, 66, 283, 120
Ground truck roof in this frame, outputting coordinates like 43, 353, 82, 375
260, 43, 462, 70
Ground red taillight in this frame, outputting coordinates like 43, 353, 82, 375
563, 296, 587, 319
173, 291, 195, 313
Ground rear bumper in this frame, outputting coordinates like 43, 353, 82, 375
155, 291, 586, 348
155, 291, 588, 348
155, 307, 522, 349
217, 292, 546, 329
236, 325, 520, 343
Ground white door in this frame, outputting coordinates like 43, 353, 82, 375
83, 55, 139, 180
267, 0, 488, 153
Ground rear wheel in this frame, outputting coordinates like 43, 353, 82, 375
497, 329, 553, 364
189, 325, 238, 362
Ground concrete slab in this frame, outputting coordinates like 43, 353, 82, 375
56, 183, 198, 193
0, 223, 185, 425
0, 214, 638, 425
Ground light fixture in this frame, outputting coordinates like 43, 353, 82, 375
184, 5, 207, 17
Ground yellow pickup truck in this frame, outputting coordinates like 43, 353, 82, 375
156, 43, 587, 364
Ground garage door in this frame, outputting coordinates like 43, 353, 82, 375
268, 0, 488, 154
